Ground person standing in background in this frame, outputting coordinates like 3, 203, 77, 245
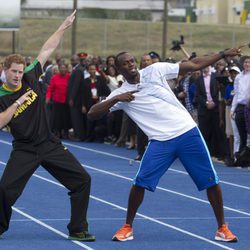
67, 53, 88, 141
46, 63, 71, 139
231, 56, 250, 152
224, 66, 241, 165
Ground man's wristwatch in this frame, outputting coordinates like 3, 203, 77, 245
219, 51, 226, 59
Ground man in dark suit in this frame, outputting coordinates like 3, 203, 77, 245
67, 53, 88, 141
195, 66, 221, 158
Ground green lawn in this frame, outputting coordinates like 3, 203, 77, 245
0, 17, 250, 62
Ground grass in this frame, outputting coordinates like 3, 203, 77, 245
0, 17, 250, 62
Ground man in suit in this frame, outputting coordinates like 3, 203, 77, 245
67, 53, 89, 141
195, 66, 222, 158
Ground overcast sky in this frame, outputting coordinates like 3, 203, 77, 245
0, 0, 20, 20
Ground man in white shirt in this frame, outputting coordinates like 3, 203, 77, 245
88, 49, 241, 243
231, 56, 250, 152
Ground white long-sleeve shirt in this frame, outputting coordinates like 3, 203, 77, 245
231, 70, 250, 113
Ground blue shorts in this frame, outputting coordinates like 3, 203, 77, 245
134, 127, 219, 191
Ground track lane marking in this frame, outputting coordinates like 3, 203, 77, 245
63, 142, 250, 190
83, 164, 250, 216
33, 174, 237, 250
12, 207, 95, 250
0, 148, 249, 217
1, 139, 249, 190
0, 160, 237, 250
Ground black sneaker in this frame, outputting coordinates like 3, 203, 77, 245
68, 231, 96, 241
224, 157, 235, 167
134, 155, 142, 161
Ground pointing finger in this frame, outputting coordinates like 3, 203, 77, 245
130, 90, 139, 94
71, 10, 77, 17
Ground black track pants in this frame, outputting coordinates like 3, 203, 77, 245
0, 139, 91, 234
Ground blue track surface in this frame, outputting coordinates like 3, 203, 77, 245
0, 130, 249, 250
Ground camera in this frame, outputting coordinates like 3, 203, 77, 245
171, 35, 184, 51
189, 52, 197, 60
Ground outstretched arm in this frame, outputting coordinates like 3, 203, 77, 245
179, 47, 242, 76
88, 91, 137, 120
37, 10, 76, 68
0, 91, 32, 129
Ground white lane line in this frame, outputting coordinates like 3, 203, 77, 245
63, 142, 130, 160
0, 160, 237, 249
83, 164, 250, 216
32, 173, 235, 250
0, 159, 249, 217
168, 168, 250, 190
219, 180, 250, 190
0, 154, 94, 249
12, 207, 94, 250
11, 216, 250, 222
92, 198, 236, 250
0, 140, 11, 146
1, 139, 249, 190
63, 142, 250, 190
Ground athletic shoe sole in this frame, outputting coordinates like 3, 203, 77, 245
68, 236, 96, 241
112, 235, 134, 241
215, 236, 238, 242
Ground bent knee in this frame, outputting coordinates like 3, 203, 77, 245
76, 172, 91, 191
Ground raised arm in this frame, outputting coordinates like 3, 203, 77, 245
179, 47, 242, 76
37, 10, 76, 68
0, 91, 31, 129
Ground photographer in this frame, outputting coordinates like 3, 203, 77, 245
170, 35, 191, 60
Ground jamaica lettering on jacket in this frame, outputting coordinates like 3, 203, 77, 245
13, 90, 38, 118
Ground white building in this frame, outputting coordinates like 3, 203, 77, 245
22, 0, 190, 21
195, 0, 246, 24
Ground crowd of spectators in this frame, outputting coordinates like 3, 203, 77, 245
0, 48, 249, 166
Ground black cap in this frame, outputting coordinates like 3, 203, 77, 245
148, 51, 160, 59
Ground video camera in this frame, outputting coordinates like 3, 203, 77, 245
171, 35, 184, 51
